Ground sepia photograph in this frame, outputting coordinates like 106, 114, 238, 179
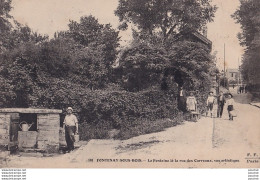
0, 0, 259, 169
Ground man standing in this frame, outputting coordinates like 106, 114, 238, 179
178, 86, 186, 113
217, 91, 225, 118
63, 107, 78, 152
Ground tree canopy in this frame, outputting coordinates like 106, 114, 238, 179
115, 0, 217, 41
232, 0, 260, 86
232, 0, 260, 48
0, 14, 121, 108
0, 0, 12, 31
59, 15, 120, 66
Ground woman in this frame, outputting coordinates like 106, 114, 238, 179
226, 93, 235, 120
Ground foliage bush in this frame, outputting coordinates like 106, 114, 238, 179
50, 84, 181, 140
0, 52, 182, 140
116, 43, 170, 91
116, 41, 214, 114
77, 89, 181, 140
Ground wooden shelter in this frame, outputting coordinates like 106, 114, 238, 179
0, 108, 63, 153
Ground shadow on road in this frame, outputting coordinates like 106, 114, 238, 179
232, 93, 252, 104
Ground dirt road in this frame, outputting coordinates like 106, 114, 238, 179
3, 92, 260, 168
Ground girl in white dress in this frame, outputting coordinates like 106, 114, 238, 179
206, 91, 215, 117
186, 92, 197, 112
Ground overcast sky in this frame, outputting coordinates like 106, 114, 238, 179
10, 0, 243, 69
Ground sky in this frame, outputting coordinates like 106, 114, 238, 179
10, 0, 244, 70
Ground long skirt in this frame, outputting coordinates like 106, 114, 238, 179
178, 96, 186, 112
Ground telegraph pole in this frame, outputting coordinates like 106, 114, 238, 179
224, 43, 226, 88
238, 57, 240, 85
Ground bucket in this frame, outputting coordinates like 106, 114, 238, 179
74, 134, 79, 142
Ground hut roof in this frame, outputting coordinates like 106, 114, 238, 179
0, 108, 62, 114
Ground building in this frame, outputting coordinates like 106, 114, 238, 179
0, 108, 64, 153
188, 31, 212, 50
226, 68, 240, 85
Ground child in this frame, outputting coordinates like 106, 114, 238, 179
226, 93, 235, 120
186, 92, 197, 112
206, 91, 215, 118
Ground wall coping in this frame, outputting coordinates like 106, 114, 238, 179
0, 108, 62, 114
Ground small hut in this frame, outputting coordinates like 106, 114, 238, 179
0, 108, 62, 153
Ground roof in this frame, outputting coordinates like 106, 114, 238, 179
191, 31, 212, 49
0, 108, 62, 114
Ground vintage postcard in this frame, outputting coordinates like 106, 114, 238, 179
0, 0, 259, 168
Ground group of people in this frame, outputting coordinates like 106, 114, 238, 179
178, 87, 236, 120
206, 91, 235, 120
237, 85, 248, 94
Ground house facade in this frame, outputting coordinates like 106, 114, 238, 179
226, 68, 241, 85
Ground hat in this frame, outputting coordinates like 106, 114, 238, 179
67, 107, 73, 111
189, 91, 195, 95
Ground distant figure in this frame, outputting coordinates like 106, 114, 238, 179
63, 107, 78, 152
178, 86, 186, 112
206, 91, 215, 118
226, 94, 235, 120
217, 91, 225, 118
186, 92, 197, 112
245, 85, 248, 93
239, 86, 243, 94
233, 84, 235, 89
241, 86, 244, 93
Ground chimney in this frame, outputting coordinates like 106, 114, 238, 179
202, 27, 208, 37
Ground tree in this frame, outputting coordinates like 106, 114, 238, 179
232, 0, 260, 87
66, 15, 120, 66
0, 0, 12, 52
115, 0, 217, 42
232, 0, 260, 48
5, 21, 48, 50
0, 0, 12, 30
117, 40, 214, 92
118, 43, 170, 91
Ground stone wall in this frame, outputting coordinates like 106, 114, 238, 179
18, 131, 37, 149
37, 114, 60, 153
0, 114, 10, 146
